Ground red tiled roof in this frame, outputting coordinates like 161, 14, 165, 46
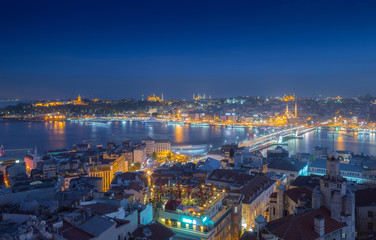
231, 175, 275, 204
266, 207, 347, 240
127, 181, 144, 192
207, 169, 255, 185
284, 187, 312, 204
82, 202, 119, 215
58, 221, 94, 240
115, 171, 145, 181
111, 192, 135, 200
269, 187, 312, 204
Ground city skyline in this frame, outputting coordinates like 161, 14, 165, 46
1, 0, 376, 99
2, 2, 376, 240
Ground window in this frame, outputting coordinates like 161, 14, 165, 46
369, 211, 374, 218
368, 222, 373, 230
342, 233, 347, 239
273, 207, 275, 215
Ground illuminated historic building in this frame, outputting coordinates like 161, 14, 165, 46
265, 152, 355, 240
147, 93, 164, 102
193, 93, 206, 100
35, 101, 63, 107
72, 94, 87, 105
34, 94, 87, 107
282, 94, 295, 102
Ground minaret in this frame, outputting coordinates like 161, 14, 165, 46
193, 94, 195, 100
295, 100, 298, 118
161, 93, 164, 101
203, 93, 206, 100
142, 94, 144, 101
285, 104, 289, 116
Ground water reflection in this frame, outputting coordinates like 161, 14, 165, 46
276, 129, 376, 156
2, 122, 376, 156
175, 125, 183, 143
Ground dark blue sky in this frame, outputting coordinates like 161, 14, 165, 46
1, 0, 376, 99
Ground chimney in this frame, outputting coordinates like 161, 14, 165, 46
314, 215, 325, 237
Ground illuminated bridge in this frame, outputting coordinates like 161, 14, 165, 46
239, 126, 316, 152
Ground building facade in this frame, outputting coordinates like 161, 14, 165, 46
88, 155, 128, 192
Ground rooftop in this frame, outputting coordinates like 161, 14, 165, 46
266, 207, 347, 240
207, 169, 255, 186
268, 158, 307, 172
231, 175, 275, 204
82, 202, 120, 215
56, 220, 94, 240
310, 158, 363, 173
79, 215, 115, 237
290, 176, 320, 189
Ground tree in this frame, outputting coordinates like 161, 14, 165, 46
134, 162, 141, 170
152, 151, 157, 160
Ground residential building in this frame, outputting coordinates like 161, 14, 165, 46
262, 152, 355, 240
355, 188, 376, 238
231, 175, 276, 231
269, 186, 312, 221
142, 139, 171, 157
43, 159, 56, 178
88, 154, 128, 192
133, 146, 146, 164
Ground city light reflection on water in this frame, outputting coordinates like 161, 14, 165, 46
175, 125, 183, 143
1, 122, 376, 157
266, 129, 376, 156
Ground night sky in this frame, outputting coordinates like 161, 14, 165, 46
1, 0, 376, 99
